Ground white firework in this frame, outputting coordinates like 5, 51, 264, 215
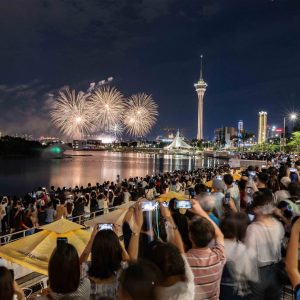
109, 122, 124, 139
50, 88, 95, 139
124, 93, 158, 137
88, 86, 125, 131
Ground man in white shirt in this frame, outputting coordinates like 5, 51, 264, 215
224, 174, 240, 211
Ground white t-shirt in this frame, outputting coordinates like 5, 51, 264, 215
155, 255, 195, 300
226, 185, 240, 211
213, 192, 225, 218
245, 219, 284, 267
274, 190, 290, 204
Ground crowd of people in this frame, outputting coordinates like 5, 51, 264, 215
1, 153, 300, 299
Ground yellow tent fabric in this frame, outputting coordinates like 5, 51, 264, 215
158, 192, 188, 202
0, 219, 91, 275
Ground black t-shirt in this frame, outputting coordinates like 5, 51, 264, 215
38, 211, 47, 226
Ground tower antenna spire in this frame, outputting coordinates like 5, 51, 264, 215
200, 54, 203, 80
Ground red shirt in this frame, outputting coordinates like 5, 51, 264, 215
185, 241, 226, 299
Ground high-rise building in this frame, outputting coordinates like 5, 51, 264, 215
238, 120, 244, 136
194, 55, 208, 140
258, 111, 267, 144
214, 127, 237, 148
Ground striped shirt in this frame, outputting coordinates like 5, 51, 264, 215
185, 241, 226, 300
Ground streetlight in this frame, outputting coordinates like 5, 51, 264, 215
283, 113, 298, 147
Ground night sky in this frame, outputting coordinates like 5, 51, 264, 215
0, 0, 300, 140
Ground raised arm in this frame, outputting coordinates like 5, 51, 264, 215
159, 203, 185, 254
190, 199, 224, 245
79, 225, 98, 264
286, 218, 300, 288
127, 203, 143, 260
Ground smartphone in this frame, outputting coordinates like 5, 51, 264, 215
262, 165, 267, 169
248, 214, 255, 222
216, 175, 223, 180
57, 237, 68, 247
248, 171, 256, 177
290, 168, 297, 173
162, 201, 169, 208
98, 223, 113, 231
141, 201, 157, 211
224, 192, 231, 205
189, 189, 196, 198
174, 200, 192, 209
246, 187, 253, 195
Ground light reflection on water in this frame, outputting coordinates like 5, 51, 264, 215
0, 151, 225, 196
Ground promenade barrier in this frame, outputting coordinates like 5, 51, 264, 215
0, 206, 112, 246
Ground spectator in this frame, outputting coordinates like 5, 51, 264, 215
39, 241, 90, 299
185, 200, 226, 299
45, 202, 56, 224
220, 214, 258, 299
56, 198, 67, 220
245, 190, 284, 300
286, 218, 300, 299
197, 193, 220, 226
224, 174, 240, 211
118, 260, 161, 300
145, 203, 194, 300
0, 266, 25, 300
212, 178, 226, 218
80, 203, 143, 299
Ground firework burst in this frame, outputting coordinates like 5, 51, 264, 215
124, 93, 158, 137
50, 88, 95, 139
88, 86, 125, 131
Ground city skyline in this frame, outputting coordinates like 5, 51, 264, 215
0, 1, 300, 139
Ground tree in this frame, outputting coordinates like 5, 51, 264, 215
288, 131, 300, 153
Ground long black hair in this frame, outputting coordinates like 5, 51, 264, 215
89, 230, 123, 279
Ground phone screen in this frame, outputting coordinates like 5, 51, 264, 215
162, 201, 169, 208
290, 168, 297, 173
98, 223, 113, 231
224, 192, 230, 205
246, 187, 253, 195
141, 201, 157, 211
175, 200, 192, 209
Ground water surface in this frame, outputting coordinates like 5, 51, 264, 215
0, 151, 224, 196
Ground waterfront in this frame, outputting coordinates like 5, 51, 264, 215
0, 151, 225, 195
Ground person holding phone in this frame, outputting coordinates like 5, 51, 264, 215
286, 218, 300, 299
143, 203, 195, 300
185, 199, 226, 300
38, 239, 90, 300
80, 202, 143, 299
0, 267, 25, 300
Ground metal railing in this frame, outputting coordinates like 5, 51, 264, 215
0, 206, 117, 246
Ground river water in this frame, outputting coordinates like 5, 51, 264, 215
0, 151, 225, 196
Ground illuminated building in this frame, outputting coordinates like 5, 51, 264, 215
258, 111, 268, 144
194, 55, 208, 140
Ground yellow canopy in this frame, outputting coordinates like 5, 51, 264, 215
158, 192, 187, 202
0, 219, 91, 275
